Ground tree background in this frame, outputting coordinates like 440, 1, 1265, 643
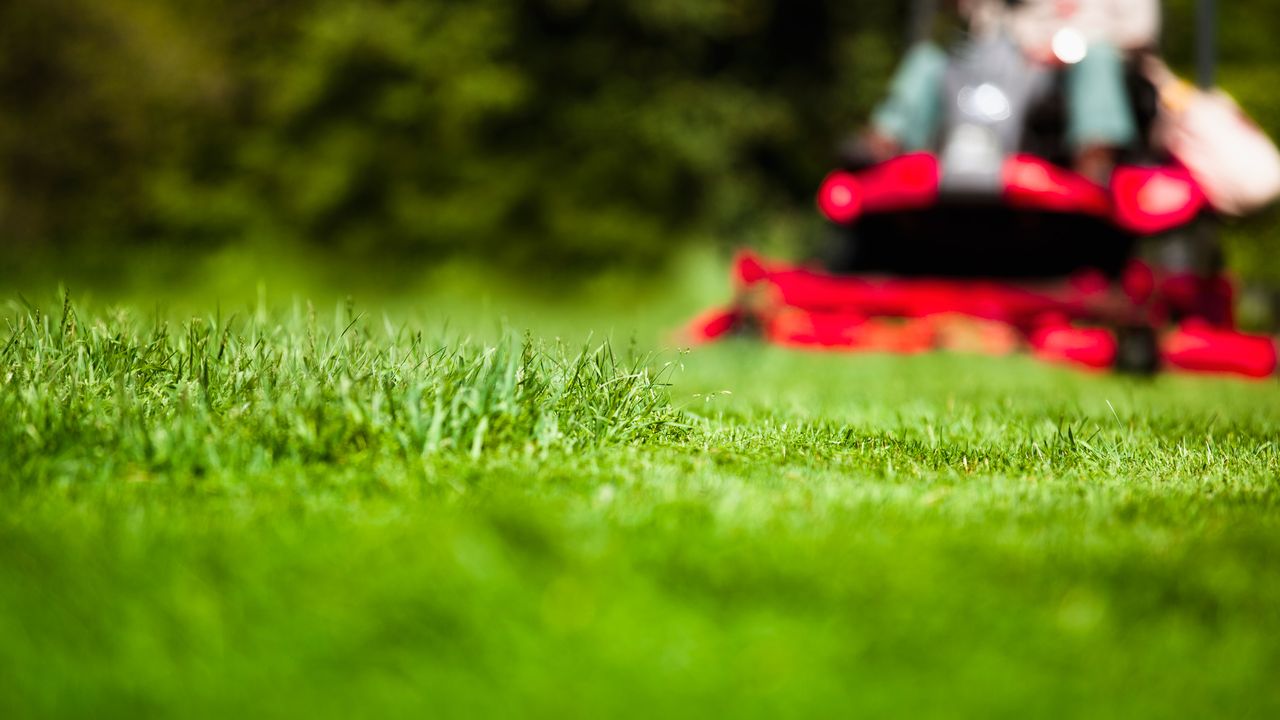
1, 0, 1276, 281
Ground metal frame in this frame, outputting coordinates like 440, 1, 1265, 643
1197, 0, 1217, 89
909, 0, 938, 45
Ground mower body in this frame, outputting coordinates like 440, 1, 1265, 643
690, 34, 1277, 378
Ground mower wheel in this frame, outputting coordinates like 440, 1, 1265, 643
1144, 219, 1223, 277
1115, 326, 1161, 376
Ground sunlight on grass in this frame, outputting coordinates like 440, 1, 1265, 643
2, 295, 1279, 718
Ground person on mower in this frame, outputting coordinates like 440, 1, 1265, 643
862, 0, 1160, 183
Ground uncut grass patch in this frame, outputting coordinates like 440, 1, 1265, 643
2, 297, 687, 489
2, 297, 1280, 719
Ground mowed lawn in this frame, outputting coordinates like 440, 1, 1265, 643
2, 293, 1279, 719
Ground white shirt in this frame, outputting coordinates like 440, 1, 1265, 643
966, 0, 1161, 59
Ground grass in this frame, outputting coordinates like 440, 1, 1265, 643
2, 290, 1279, 719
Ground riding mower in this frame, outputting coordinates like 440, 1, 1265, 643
687, 0, 1278, 378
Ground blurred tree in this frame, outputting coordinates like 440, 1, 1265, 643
0, 0, 1275, 279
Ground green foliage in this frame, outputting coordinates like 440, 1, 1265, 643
0, 0, 875, 269
0, 1, 1277, 277
3, 297, 1280, 717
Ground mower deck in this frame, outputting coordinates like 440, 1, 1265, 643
688, 253, 1278, 379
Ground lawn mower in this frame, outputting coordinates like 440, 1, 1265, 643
688, 0, 1279, 378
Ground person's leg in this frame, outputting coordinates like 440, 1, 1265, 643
1066, 41, 1138, 181
870, 42, 948, 153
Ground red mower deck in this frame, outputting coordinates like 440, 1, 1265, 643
688, 252, 1277, 379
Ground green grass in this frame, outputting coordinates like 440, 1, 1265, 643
3, 292, 1280, 719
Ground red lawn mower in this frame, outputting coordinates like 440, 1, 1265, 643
688, 0, 1278, 378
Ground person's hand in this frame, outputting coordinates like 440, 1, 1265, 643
837, 129, 903, 170
1076, 144, 1118, 185
863, 129, 903, 162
